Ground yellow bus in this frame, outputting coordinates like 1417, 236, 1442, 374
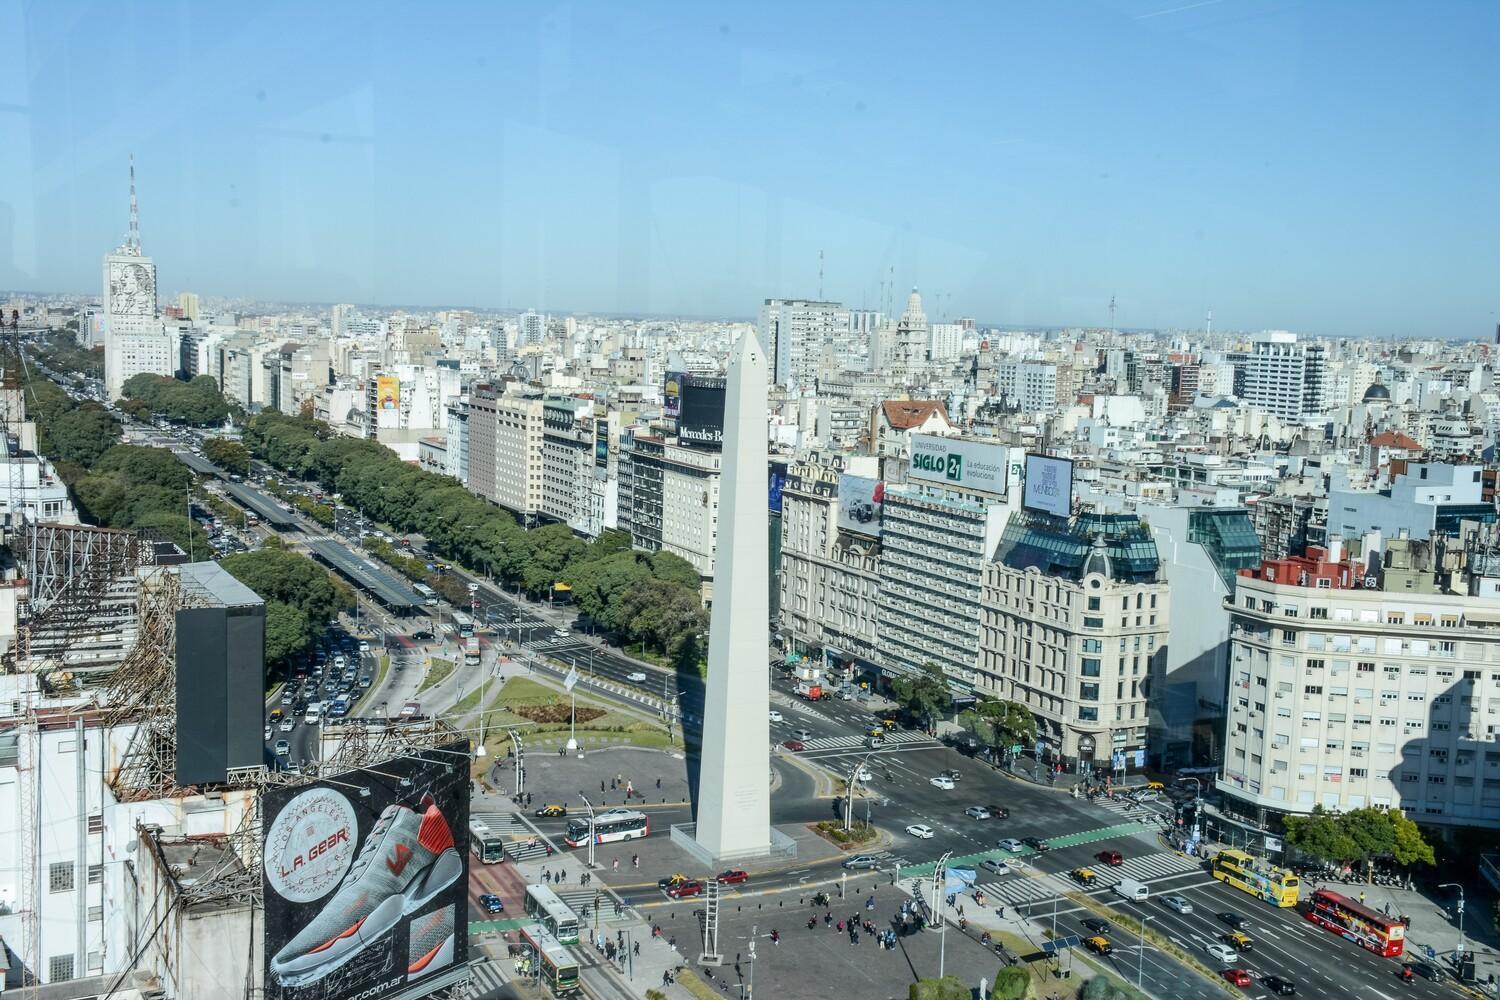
1210, 849, 1299, 907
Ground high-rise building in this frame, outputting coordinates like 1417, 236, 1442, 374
175, 291, 199, 322
519, 309, 545, 347
1241, 331, 1328, 422
758, 298, 849, 393
469, 386, 545, 520
331, 302, 354, 340
103, 157, 172, 400
892, 288, 930, 381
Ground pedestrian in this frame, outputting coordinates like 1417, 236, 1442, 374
634, 941, 641, 957
615, 900, 623, 917
959, 904, 965, 917
542, 867, 549, 883
662, 971, 671, 988
612, 858, 619, 872
632, 853, 640, 868
656, 777, 662, 790
611, 778, 617, 790
601, 779, 605, 793
1360, 891, 1366, 905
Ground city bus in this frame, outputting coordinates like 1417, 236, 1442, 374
523, 884, 581, 945
1210, 849, 1300, 907
1304, 889, 1406, 957
451, 611, 475, 638
469, 820, 506, 865
563, 808, 650, 848
516, 923, 580, 997
413, 582, 438, 606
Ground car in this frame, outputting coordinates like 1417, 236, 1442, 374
1071, 868, 1098, 886
412, 629, 435, 641
781, 739, 806, 752
906, 824, 935, 839
854, 766, 874, 782
478, 893, 504, 914
358, 675, 372, 688
1221, 931, 1253, 952
280, 687, 294, 704
657, 873, 691, 889
1162, 895, 1193, 914
665, 880, 704, 899
1205, 942, 1238, 964
980, 859, 1011, 876
964, 806, 991, 820
269, 707, 284, 722
984, 805, 1011, 820
627, 671, 647, 682
1220, 969, 1252, 988
1218, 911, 1249, 931
939, 768, 962, 781
1095, 850, 1123, 866
997, 838, 1025, 853
842, 854, 883, 870
279, 718, 295, 732
1021, 837, 1050, 852
768, 710, 783, 722
1085, 936, 1113, 956
553, 629, 569, 639
929, 775, 955, 790
1404, 962, 1439, 981
1144, 780, 1165, 791
274, 739, 290, 756
263, 725, 272, 741
792, 728, 814, 741
1132, 790, 1160, 802
534, 804, 568, 818
717, 869, 749, 884
1081, 918, 1112, 935
1261, 975, 1296, 995
283, 760, 301, 775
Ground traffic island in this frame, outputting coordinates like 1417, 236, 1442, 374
811, 820, 880, 850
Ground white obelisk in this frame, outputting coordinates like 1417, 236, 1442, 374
693, 329, 771, 861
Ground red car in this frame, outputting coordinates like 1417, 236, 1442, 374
782, 739, 806, 752
717, 869, 749, 885
665, 880, 704, 899
1220, 969, 1252, 988
1095, 850, 1124, 866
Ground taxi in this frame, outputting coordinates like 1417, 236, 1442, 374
1085, 935, 1114, 956
533, 804, 568, 818
1144, 780, 1165, 791
1070, 867, 1098, 886
1221, 931, 1254, 952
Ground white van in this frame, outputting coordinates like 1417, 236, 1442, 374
304, 702, 323, 725
1113, 876, 1149, 902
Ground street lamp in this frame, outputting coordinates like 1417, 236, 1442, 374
844, 751, 875, 832
1137, 914, 1154, 989
931, 850, 953, 979
1439, 882, 1465, 961
579, 793, 598, 869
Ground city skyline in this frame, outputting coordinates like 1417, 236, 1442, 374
3, 1, 1498, 337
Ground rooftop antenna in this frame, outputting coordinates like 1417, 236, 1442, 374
818, 249, 824, 301
1109, 295, 1116, 334
128, 154, 140, 251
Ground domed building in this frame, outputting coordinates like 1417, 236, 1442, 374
1361, 382, 1391, 403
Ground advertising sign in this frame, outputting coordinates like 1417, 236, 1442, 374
376, 376, 401, 412
768, 460, 788, 514
1022, 454, 1074, 518
836, 474, 884, 537
263, 739, 470, 1000
663, 371, 684, 418
678, 375, 726, 447
907, 434, 1009, 494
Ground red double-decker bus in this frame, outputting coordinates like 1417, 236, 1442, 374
1304, 889, 1406, 957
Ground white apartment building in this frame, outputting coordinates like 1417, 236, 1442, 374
1219, 547, 1500, 830
541, 396, 595, 534
488, 394, 546, 519
759, 299, 850, 394
1241, 331, 1328, 423
618, 433, 723, 591
996, 361, 1059, 413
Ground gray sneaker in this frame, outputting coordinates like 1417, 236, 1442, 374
271, 793, 461, 987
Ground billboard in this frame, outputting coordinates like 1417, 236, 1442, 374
663, 371, 684, 418
1022, 454, 1074, 518
678, 375, 726, 447
836, 474, 884, 537
908, 434, 1010, 494
263, 740, 470, 1000
376, 376, 401, 412
768, 460, 788, 514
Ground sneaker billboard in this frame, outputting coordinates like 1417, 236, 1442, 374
262, 738, 470, 999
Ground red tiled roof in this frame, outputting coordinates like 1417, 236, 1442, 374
1370, 430, 1420, 450
881, 400, 950, 430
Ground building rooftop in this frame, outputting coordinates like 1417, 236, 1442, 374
993, 511, 1162, 584
880, 399, 949, 430
180, 560, 263, 608
1370, 429, 1419, 449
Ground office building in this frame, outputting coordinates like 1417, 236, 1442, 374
103, 158, 172, 401
541, 396, 595, 534
759, 298, 849, 393
469, 387, 545, 520
619, 432, 722, 589
1241, 331, 1328, 423
519, 309, 545, 347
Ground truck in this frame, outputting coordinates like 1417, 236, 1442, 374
1112, 876, 1149, 902
795, 679, 823, 701
399, 701, 421, 720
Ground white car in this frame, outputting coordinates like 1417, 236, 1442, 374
980, 859, 1011, 876
768, 710, 783, 722
1162, 895, 1193, 914
997, 838, 1025, 853
274, 739, 291, 756
1205, 942, 1238, 964
929, 776, 956, 790
554, 629, 569, 638
279, 718, 295, 732
263, 725, 272, 742
627, 671, 647, 682
905, 824, 935, 840
855, 766, 874, 782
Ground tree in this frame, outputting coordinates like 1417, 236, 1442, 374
991, 966, 1033, 1000
1283, 806, 1434, 870
649, 550, 701, 591
960, 698, 1037, 758
908, 977, 969, 1000
203, 437, 251, 476
46, 407, 120, 466
891, 662, 951, 730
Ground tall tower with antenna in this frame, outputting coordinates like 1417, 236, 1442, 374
128, 153, 141, 252
1109, 295, 1117, 333
818, 249, 824, 301
103, 155, 169, 400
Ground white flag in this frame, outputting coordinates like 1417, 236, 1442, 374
563, 665, 579, 691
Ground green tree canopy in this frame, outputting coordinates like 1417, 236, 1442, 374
892, 662, 952, 728
991, 966, 1032, 1000
203, 437, 251, 475
1283, 806, 1434, 868
960, 698, 1037, 753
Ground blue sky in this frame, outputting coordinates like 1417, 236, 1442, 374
2, 0, 1497, 337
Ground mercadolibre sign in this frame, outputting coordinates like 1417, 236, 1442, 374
908, 434, 1009, 493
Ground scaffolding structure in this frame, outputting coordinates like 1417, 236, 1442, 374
10, 521, 146, 680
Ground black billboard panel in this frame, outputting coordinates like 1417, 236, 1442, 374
262, 739, 471, 1000
678, 375, 725, 448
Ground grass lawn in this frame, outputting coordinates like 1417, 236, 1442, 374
455, 675, 682, 751
418, 657, 454, 695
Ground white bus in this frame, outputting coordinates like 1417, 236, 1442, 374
413, 582, 439, 606
563, 808, 649, 848
523, 884, 581, 944
451, 611, 475, 638
469, 820, 506, 864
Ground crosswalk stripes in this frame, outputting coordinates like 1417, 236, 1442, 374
465, 959, 508, 998
1113, 850, 1204, 883
505, 841, 553, 862
971, 872, 1075, 908
470, 811, 529, 835
796, 730, 936, 752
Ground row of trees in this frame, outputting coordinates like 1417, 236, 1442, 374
1282, 805, 1435, 870
19, 361, 120, 472
220, 541, 354, 664
70, 444, 211, 557
240, 410, 711, 668
889, 662, 1037, 753
203, 437, 251, 475
121, 373, 232, 426
34, 332, 104, 379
